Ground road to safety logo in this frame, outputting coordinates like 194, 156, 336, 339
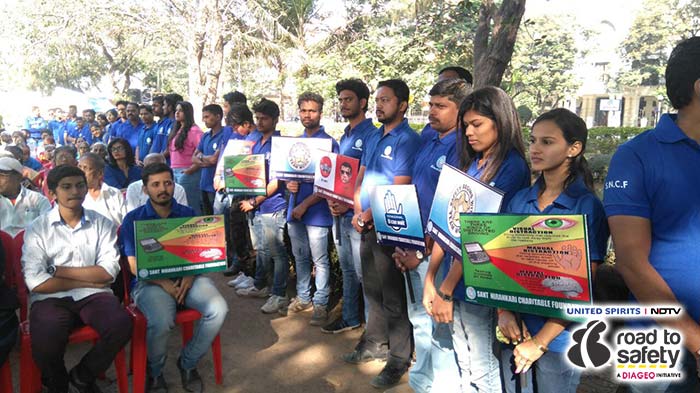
565, 318, 685, 383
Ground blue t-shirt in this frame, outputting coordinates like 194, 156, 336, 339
250, 131, 287, 215
339, 118, 378, 217
286, 127, 339, 227
136, 123, 156, 161
412, 131, 459, 228
359, 119, 422, 211
450, 148, 531, 302
49, 120, 65, 145
25, 156, 43, 171
245, 128, 261, 142
420, 123, 437, 144
604, 113, 700, 323
24, 116, 47, 139
109, 120, 126, 142
104, 164, 142, 189
508, 176, 609, 352
115, 120, 143, 151
149, 117, 174, 154
79, 124, 93, 145
197, 127, 229, 193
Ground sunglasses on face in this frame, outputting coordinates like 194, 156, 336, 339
111, 146, 126, 152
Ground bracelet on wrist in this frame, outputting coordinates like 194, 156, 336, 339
435, 287, 453, 302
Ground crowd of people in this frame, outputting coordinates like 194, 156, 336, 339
0, 36, 699, 393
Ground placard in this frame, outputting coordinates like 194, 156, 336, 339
426, 164, 503, 259
224, 154, 266, 196
369, 184, 425, 251
214, 140, 255, 190
269, 136, 332, 182
459, 214, 592, 320
313, 152, 359, 207
135, 215, 227, 280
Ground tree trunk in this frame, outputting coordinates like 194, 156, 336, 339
473, 0, 527, 89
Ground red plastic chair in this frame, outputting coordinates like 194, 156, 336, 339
128, 289, 223, 393
6, 230, 129, 393
0, 231, 16, 393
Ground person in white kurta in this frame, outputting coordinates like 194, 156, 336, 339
78, 153, 126, 225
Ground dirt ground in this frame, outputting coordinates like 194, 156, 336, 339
8, 271, 620, 393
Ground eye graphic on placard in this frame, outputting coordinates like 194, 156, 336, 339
447, 184, 475, 237
288, 142, 312, 171
532, 218, 577, 230
319, 156, 332, 177
197, 217, 221, 225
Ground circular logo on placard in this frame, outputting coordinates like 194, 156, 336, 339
447, 184, 475, 237
355, 139, 363, 148
383, 146, 392, 157
138, 269, 149, 279
319, 156, 332, 177
466, 286, 477, 300
288, 142, 312, 171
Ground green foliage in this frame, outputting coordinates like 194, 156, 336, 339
506, 16, 580, 115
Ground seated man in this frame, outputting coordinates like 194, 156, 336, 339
78, 153, 126, 225
21, 165, 132, 393
125, 153, 187, 212
121, 163, 228, 392
0, 156, 51, 236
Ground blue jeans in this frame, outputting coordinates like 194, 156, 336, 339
501, 346, 580, 393
628, 351, 699, 393
173, 168, 202, 215
287, 221, 330, 305
407, 259, 461, 393
452, 300, 501, 392
251, 210, 289, 297
332, 215, 362, 325
133, 276, 228, 376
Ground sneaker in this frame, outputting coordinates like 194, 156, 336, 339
309, 305, 328, 326
226, 272, 245, 287
145, 374, 168, 392
236, 286, 270, 298
321, 319, 361, 334
286, 297, 312, 313
341, 347, 388, 364
261, 295, 288, 314
369, 363, 409, 389
177, 356, 203, 393
222, 265, 241, 277
233, 276, 254, 290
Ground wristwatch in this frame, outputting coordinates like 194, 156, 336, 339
249, 198, 257, 208
436, 287, 453, 302
357, 215, 365, 228
47, 265, 57, 277
415, 250, 424, 259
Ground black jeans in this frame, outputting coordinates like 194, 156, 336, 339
29, 293, 132, 391
360, 230, 413, 367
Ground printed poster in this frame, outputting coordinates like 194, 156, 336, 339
223, 154, 266, 196
214, 140, 255, 190
313, 152, 359, 207
369, 185, 425, 251
426, 164, 503, 259
269, 136, 332, 182
135, 215, 227, 280
459, 214, 592, 320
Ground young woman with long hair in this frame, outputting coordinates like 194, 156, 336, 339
168, 101, 203, 214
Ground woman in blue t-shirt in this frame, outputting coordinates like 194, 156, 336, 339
423, 86, 530, 392
498, 108, 609, 393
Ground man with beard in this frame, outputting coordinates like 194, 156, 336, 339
391, 78, 470, 393
321, 79, 377, 334
343, 79, 421, 389
114, 103, 143, 151
150, 93, 182, 155
121, 163, 228, 392
284, 92, 339, 327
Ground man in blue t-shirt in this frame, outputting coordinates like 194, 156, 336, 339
135, 104, 156, 164
321, 79, 377, 334
343, 79, 421, 389
115, 102, 142, 151
234, 99, 291, 315
193, 104, 228, 215
149, 94, 181, 155
24, 106, 48, 140
121, 163, 228, 392
284, 93, 339, 326
605, 37, 700, 393
391, 78, 469, 393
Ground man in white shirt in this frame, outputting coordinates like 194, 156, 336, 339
125, 153, 187, 212
21, 164, 132, 393
0, 156, 51, 237
78, 153, 126, 225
